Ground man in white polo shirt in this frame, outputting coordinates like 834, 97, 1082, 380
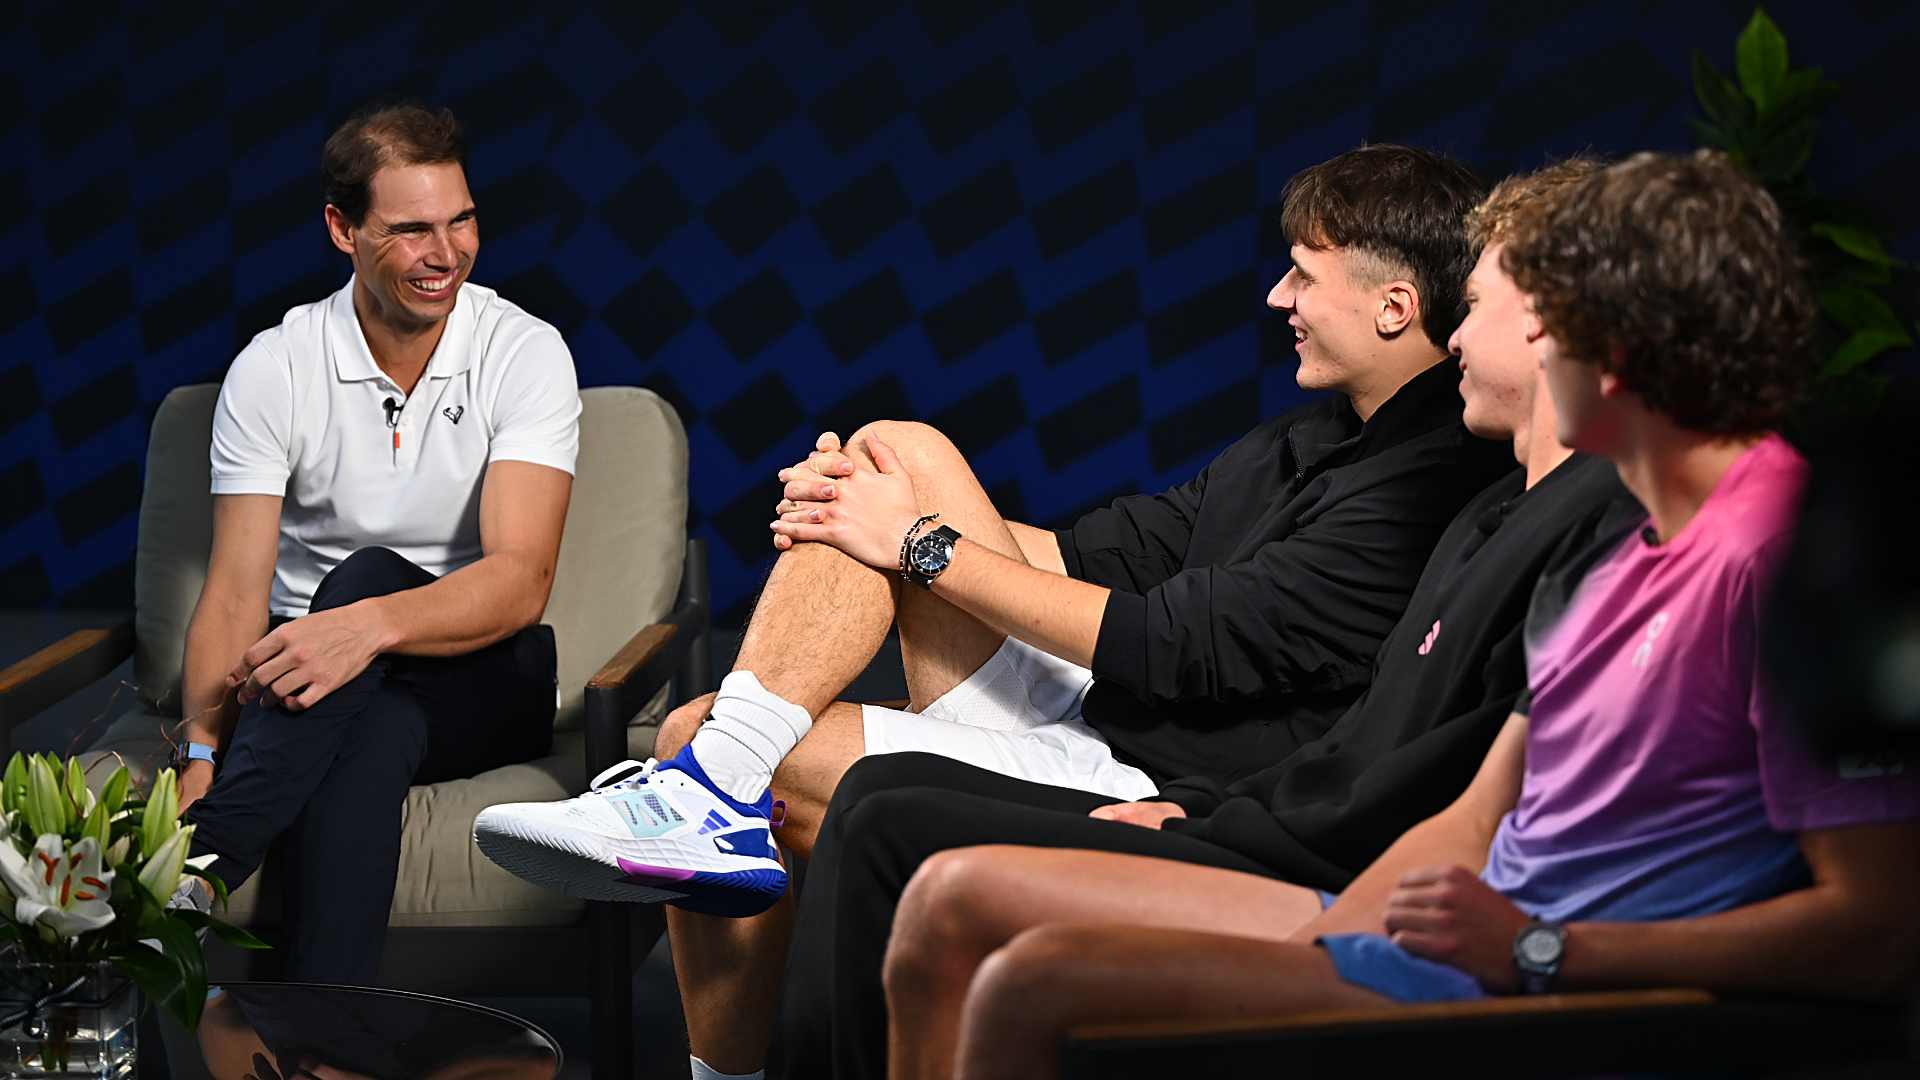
174, 103, 580, 983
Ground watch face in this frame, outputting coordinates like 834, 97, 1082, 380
1518, 927, 1563, 966
912, 536, 953, 575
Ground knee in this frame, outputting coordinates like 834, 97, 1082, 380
830, 752, 952, 817
848, 420, 954, 472
966, 925, 1092, 1027
654, 693, 714, 758
310, 547, 421, 611
883, 849, 993, 1004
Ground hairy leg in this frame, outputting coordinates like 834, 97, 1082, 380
956, 925, 1391, 1080
656, 695, 863, 1073
834, 421, 1037, 710
673, 420, 1061, 1072
735, 420, 1031, 715
886, 845, 1325, 1080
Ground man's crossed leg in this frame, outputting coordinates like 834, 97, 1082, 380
479, 420, 1154, 1076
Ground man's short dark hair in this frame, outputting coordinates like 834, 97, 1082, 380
322, 103, 466, 226
1501, 150, 1815, 436
1280, 144, 1487, 351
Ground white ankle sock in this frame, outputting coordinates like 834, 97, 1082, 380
686, 670, 812, 802
689, 1055, 763, 1080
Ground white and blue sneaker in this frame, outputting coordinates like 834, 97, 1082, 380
473, 747, 789, 917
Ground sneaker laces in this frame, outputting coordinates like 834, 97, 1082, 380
588, 758, 657, 791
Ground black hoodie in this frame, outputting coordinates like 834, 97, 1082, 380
1155, 451, 1641, 889
1056, 359, 1516, 786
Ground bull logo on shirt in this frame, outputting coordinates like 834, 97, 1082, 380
443, 405, 465, 425
1631, 612, 1670, 670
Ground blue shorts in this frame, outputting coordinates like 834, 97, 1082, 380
1316, 933, 1487, 1004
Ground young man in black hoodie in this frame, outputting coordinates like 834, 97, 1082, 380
478, 145, 1507, 1080
767, 159, 1643, 1080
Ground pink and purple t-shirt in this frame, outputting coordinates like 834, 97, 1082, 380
1482, 434, 1920, 923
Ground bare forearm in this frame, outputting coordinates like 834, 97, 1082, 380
180, 601, 266, 745
1562, 889, 1920, 1000
930, 539, 1106, 667
362, 550, 555, 657
1005, 521, 1067, 576
1298, 811, 1497, 939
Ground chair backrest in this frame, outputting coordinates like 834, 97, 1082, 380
133, 384, 688, 728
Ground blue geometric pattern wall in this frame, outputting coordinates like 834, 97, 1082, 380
3, 2, 1917, 625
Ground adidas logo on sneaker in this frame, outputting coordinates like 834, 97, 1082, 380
473, 747, 788, 917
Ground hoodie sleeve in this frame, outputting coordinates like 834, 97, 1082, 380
1088, 457, 1463, 707
1055, 468, 1208, 592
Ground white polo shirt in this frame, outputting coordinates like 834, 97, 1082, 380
210, 277, 581, 617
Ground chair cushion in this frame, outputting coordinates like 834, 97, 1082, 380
132, 387, 220, 716
546, 387, 688, 727
131, 384, 688, 728
81, 709, 660, 929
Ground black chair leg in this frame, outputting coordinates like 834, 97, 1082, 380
590, 901, 633, 1080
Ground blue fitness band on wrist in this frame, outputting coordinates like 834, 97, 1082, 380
183, 742, 218, 766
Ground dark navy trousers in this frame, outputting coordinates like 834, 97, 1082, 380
186, 547, 556, 983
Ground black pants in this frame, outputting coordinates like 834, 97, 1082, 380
768, 752, 1280, 1080
186, 547, 556, 983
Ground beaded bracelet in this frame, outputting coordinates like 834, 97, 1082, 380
898, 513, 940, 581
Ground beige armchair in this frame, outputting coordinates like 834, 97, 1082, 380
0, 383, 709, 1080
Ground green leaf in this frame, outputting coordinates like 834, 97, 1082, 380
1836, 259, 1894, 287
170, 909, 272, 951
100, 766, 129, 816
1823, 327, 1912, 379
1736, 7, 1790, 115
110, 942, 199, 1031
1820, 283, 1909, 333
185, 862, 230, 908
1692, 50, 1754, 129
1746, 114, 1818, 183
1812, 223, 1899, 268
1778, 66, 1837, 105
1689, 118, 1736, 152
150, 914, 207, 1028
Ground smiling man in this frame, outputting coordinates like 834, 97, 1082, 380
175, 103, 580, 982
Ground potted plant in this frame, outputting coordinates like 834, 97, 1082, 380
0, 753, 264, 1074
1692, 7, 1918, 435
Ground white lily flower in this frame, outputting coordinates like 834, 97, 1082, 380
0, 834, 115, 938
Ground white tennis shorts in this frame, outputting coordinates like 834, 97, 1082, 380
859, 636, 1158, 800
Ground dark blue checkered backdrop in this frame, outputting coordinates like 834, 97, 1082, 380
4, 2, 1918, 624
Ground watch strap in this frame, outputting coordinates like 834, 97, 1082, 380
177, 741, 218, 769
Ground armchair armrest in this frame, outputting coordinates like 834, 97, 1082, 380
1062, 989, 1912, 1078
580, 540, 711, 779
0, 619, 136, 740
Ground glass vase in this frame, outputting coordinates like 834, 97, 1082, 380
0, 960, 136, 1079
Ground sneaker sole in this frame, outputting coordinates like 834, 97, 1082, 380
473, 817, 689, 905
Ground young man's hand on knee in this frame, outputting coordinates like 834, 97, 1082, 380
774, 432, 858, 552
1087, 801, 1187, 829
